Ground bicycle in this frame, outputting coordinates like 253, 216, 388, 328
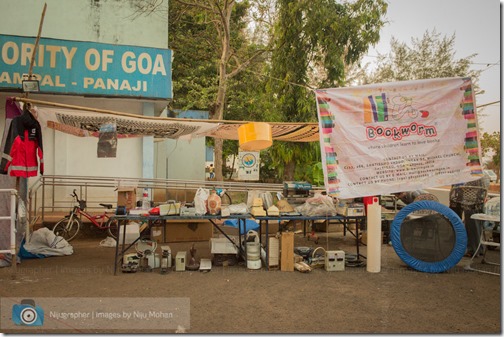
52, 189, 118, 241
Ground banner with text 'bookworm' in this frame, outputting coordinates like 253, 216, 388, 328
315, 77, 483, 199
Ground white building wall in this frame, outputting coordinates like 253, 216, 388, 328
0, 1, 208, 185
1, 0, 168, 49
0, 93, 145, 179
165, 138, 206, 180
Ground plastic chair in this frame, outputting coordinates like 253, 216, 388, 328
464, 197, 500, 276
449, 186, 487, 212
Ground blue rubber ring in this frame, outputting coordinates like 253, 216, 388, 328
391, 200, 467, 273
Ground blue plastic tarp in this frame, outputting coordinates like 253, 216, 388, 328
223, 219, 260, 235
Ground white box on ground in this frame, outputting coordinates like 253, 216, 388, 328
325, 250, 345, 271
148, 253, 160, 269
161, 245, 172, 268
210, 236, 238, 254
176, 251, 186, 271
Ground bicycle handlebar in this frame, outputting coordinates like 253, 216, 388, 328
71, 189, 80, 202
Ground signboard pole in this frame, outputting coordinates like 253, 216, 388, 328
27, 2, 48, 86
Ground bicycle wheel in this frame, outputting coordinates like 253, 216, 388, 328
53, 217, 81, 242
106, 218, 119, 239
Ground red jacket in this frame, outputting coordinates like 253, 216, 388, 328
2, 111, 44, 177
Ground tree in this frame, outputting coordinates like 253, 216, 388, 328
169, 0, 270, 181
480, 131, 501, 183
364, 29, 482, 87
265, 0, 388, 180
168, 1, 220, 111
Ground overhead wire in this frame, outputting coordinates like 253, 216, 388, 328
244, 69, 314, 90
477, 101, 500, 109
477, 62, 499, 73
364, 54, 500, 68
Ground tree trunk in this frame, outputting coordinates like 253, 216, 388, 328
228, 154, 236, 180
284, 161, 296, 181
210, 1, 232, 181
214, 138, 224, 181
212, 51, 228, 181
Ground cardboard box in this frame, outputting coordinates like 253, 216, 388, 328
336, 205, 365, 216
312, 221, 344, 233
260, 221, 280, 235
151, 227, 164, 244
283, 220, 304, 233
165, 220, 213, 243
117, 187, 137, 211
216, 224, 239, 237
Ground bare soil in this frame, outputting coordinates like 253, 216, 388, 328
0, 226, 501, 334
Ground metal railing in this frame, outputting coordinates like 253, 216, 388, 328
0, 188, 18, 275
28, 175, 285, 225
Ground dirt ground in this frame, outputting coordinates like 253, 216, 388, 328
0, 224, 501, 334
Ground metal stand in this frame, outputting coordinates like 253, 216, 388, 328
464, 213, 500, 276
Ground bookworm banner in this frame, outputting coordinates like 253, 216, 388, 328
315, 77, 483, 199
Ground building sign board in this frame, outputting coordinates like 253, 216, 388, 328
0, 34, 172, 99
237, 151, 260, 181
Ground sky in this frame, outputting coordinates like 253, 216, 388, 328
362, 0, 501, 134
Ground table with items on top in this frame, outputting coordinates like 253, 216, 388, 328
111, 214, 250, 275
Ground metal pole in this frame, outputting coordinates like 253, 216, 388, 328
10, 189, 17, 278
0, 189, 19, 278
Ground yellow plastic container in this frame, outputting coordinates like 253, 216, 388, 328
238, 122, 273, 151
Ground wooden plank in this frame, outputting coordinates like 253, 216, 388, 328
280, 232, 294, 272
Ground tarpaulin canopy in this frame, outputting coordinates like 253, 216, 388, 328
14, 97, 319, 142
39, 106, 219, 141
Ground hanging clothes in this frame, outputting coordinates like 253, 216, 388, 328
0, 98, 23, 173
1, 102, 44, 177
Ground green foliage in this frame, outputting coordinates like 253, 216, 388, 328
168, 0, 252, 111
310, 162, 325, 186
480, 131, 501, 182
226, 60, 274, 122
365, 29, 481, 86
168, 0, 219, 110
265, 0, 388, 180
259, 151, 280, 182
169, 0, 389, 183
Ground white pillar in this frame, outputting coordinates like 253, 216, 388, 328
142, 102, 154, 180
366, 196, 382, 273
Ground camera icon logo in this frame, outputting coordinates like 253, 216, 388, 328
12, 299, 44, 326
